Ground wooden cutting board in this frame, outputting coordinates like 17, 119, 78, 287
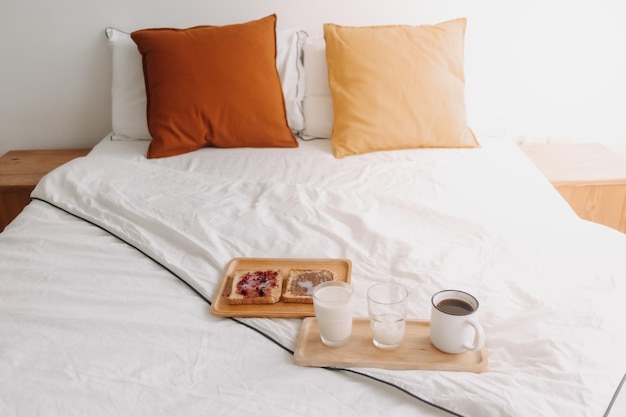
294, 317, 487, 373
211, 258, 352, 318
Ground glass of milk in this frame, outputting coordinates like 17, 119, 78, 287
313, 281, 353, 347
367, 282, 408, 350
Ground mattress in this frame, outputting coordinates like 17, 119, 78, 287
0, 135, 625, 417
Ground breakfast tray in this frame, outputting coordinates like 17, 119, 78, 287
210, 257, 352, 318
294, 317, 488, 373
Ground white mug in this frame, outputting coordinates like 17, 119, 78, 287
430, 289, 485, 354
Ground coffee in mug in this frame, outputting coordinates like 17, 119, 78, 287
435, 298, 474, 315
430, 289, 484, 354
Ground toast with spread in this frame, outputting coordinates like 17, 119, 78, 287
227, 269, 284, 305
282, 269, 337, 303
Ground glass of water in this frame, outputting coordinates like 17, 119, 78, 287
367, 282, 408, 350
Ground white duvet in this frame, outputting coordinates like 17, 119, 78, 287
1, 136, 625, 417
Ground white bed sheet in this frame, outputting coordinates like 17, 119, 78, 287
1, 135, 625, 417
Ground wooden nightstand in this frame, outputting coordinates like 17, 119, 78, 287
520, 143, 626, 233
0, 148, 90, 232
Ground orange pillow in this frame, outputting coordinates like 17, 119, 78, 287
324, 18, 478, 158
131, 15, 297, 158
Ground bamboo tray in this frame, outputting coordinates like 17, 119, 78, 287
210, 257, 352, 318
294, 317, 487, 373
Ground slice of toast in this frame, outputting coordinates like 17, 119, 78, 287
282, 269, 337, 303
227, 269, 284, 305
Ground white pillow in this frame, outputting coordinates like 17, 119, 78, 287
276, 28, 307, 133
106, 27, 151, 140
105, 27, 308, 141
300, 37, 334, 139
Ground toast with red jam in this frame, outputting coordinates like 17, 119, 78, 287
227, 269, 284, 305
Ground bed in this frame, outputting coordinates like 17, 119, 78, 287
1, 14, 625, 417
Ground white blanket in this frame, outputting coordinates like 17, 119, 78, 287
10, 138, 626, 416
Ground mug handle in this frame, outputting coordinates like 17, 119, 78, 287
462, 318, 485, 351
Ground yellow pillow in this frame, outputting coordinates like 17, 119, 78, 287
323, 18, 478, 158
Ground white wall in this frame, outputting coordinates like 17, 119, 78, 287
1, 0, 625, 156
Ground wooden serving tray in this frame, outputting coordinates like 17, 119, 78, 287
210, 258, 352, 318
294, 317, 487, 373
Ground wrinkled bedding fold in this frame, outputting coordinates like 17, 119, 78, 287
6, 137, 625, 416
